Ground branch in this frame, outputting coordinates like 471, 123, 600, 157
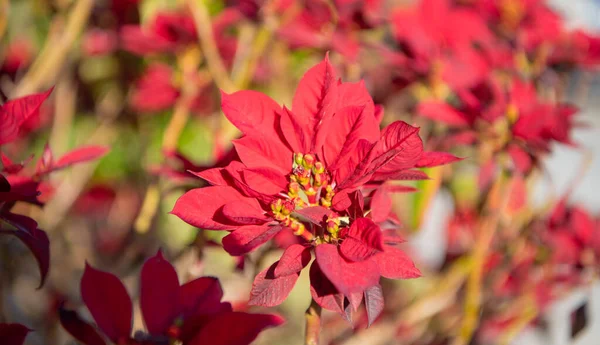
305, 298, 322, 345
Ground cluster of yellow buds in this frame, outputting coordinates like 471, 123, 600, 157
270, 199, 306, 236
289, 153, 333, 206
326, 216, 341, 239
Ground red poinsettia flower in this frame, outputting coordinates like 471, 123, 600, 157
391, 0, 495, 92
0, 323, 31, 345
544, 200, 598, 267
129, 63, 214, 116
172, 56, 458, 320
419, 77, 577, 175
60, 251, 283, 345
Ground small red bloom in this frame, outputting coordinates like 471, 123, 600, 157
172, 56, 457, 319
61, 251, 283, 345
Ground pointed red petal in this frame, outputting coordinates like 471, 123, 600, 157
59, 307, 107, 345
293, 206, 332, 225
220, 90, 282, 137
178, 277, 225, 317
316, 105, 379, 168
315, 243, 380, 295
339, 218, 384, 262
222, 225, 282, 256
279, 107, 310, 153
51, 146, 109, 171
376, 246, 421, 279
140, 250, 180, 336
0, 88, 53, 145
233, 136, 292, 176
171, 186, 248, 230
81, 264, 132, 342
249, 262, 300, 307
221, 199, 269, 225
416, 151, 462, 168
292, 54, 339, 144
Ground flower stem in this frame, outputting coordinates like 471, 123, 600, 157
305, 298, 322, 345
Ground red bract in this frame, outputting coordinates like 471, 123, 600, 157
172, 56, 457, 319
0, 323, 31, 345
60, 251, 283, 345
0, 88, 53, 145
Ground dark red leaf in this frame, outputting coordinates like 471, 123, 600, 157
188, 311, 283, 345
416, 151, 462, 168
140, 250, 179, 336
309, 262, 345, 315
274, 244, 311, 277
315, 243, 380, 295
178, 277, 225, 317
249, 263, 300, 307
12, 227, 50, 288
293, 206, 332, 225
81, 264, 132, 342
339, 218, 384, 262
0, 323, 31, 345
222, 225, 282, 256
1, 216, 50, 288
59, 307, 107, 345
364, 284, 384, 326
375, 246, 421, 279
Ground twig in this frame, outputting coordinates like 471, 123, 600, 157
452, 172, 512, 345
188, 0, 236, 93
305, 298, 322, 345
40, 88, 122, 232
0, 0, 9, 41
12, 0, 93, 97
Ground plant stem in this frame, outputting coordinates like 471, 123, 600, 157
305, 298, 322, 345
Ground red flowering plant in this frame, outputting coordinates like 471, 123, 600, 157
1, 88, 107, 288
276, 0, 387, 61
59, 251, 283, 345
418, 77, 579, 177
390, 0, 496, 99
172, 56, 459, 321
